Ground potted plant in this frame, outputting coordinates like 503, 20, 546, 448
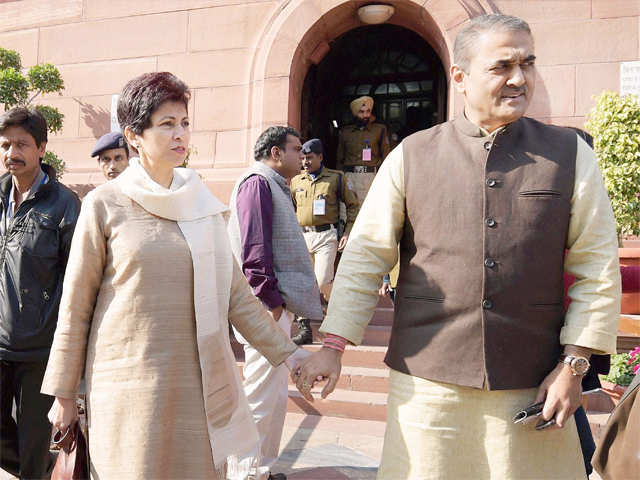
600, 347, 640, 405
585, 92, 640, 314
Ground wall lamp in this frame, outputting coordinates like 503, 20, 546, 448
357, 4, 395, 24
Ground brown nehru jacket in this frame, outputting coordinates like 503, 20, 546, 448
387, 116, 577, 390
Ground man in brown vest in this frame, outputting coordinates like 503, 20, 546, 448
294, 14, 621, 479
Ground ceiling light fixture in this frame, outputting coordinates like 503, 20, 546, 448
357, 4, 395, 25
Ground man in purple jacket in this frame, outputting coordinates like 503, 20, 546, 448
227, 126, 322, 480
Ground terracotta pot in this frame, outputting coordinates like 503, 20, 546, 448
599, 379, 628, 407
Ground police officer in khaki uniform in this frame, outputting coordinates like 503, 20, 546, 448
336, 96, 390, 213
290, 138, 358, 344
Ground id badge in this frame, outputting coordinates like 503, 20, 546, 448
362, 148, 372, 162
313, 198, 326, 216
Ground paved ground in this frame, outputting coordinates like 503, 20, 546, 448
0, 412, 383, 480
273, 412, 384, 479
0, 410, 604, 480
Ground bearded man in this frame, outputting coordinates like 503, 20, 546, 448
336, 96, 390, 213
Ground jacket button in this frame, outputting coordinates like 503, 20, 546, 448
484, 258, 496, 268
483, 141, 492, 151
486, 178, 497, 187
482, 299, 493, 309
486, 217, 497, 227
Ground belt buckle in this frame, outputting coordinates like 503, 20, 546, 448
354, 166, 365, 173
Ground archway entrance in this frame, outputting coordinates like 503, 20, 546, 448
300, 24, 447, 168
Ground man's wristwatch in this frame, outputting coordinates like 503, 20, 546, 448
559, 354, 591, 376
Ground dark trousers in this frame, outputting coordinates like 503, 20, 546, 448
574, 405, 595, 477
0, 360, 54, 479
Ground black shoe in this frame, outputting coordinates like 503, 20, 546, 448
291, 318, 313, 345
268, 474, 287, 480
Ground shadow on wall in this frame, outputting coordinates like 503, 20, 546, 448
76, 99, 110, 138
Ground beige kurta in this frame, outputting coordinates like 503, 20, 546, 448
321, 130, 621, 479
42, 181, 296, 479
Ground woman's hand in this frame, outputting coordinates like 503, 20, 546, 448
47, 397, 78, 433
284, 347, 313, 376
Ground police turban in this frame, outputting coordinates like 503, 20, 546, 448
350, 96, 374, 116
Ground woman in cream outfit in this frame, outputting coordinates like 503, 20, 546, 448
42, 72, 308, 479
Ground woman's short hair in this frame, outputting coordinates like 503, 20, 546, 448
117, 72, 190, 134
0, 107, 48, 146
254, 126, 300, 161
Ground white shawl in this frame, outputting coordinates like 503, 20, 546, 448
117, 158, 258, 478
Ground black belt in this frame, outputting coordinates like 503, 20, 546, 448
302, 223, 338, 233
343, 165, 378, 173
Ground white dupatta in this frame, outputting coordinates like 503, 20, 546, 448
117, 158, 258, 479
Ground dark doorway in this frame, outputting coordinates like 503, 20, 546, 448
300, 24, 447, 168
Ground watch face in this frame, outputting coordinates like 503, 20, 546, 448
572, 357, 590, 375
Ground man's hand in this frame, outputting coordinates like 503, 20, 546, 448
534, 362, 583, 429
378, 282, 392, 297
294, 347, 342, 402
338, 234, 349, 251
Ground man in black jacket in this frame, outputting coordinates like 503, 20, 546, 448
0, 107, 80, 479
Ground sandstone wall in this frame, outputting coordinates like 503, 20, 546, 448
0, 0, 636, 201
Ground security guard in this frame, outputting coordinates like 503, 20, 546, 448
336, 96, 390, 212
91, 131, 129, 181
290, 138, 358, 345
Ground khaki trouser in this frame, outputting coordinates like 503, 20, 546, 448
340, 171, 377, 231
345, 171, 376, 213
303, 227, 338, 301
377, 369, 584, 480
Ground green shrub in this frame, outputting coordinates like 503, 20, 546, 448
0, 47, 66, 178
585, 91, 640, 238
601, 347, 640, 387
42, 151, 65, 177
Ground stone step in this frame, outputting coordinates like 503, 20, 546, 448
304, 344, 388, 369
286, 386, 388, 422
237, 362, 390, 393
300, 321, 391, 347
233, 341, 388, 369
587, 412, 611, 445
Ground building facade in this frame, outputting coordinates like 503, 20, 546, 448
0, 0, 637, 201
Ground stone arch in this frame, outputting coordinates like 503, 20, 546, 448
245, 0, 499, 156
